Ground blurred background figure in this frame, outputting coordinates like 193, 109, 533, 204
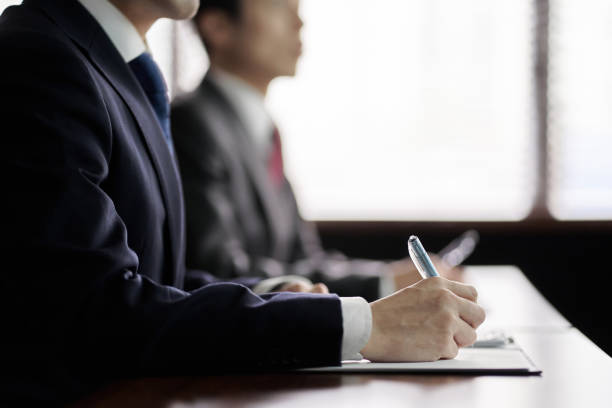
171, 0, 455, 300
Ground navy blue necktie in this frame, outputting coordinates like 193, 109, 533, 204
128, 52, 173, 153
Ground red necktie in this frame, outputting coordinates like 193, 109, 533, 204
268, 127, 284, 187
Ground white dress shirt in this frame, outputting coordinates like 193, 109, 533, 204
76, 0, 373, 361
78, 0, 146, 63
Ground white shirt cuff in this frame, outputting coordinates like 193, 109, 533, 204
339, 297, 372, 361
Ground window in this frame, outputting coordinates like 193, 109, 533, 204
548, 0, 612, 220
267, 0, 536, 221
0, 0, 20, 11
4, 0, 611, 222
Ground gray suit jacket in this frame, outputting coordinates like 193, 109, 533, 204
171, 75, 384, 301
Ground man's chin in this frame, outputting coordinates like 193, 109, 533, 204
180, 0, 200, 19
159, 0, 200, 20
282, 61, 300, 78
275, 70, 297, 80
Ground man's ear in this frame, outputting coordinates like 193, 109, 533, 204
196, 11, 236, 53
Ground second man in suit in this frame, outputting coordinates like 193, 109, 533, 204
172, 0, 455, 301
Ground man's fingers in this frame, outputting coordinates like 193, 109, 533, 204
279, 281, 329, 294
310, 283, 329, 294
280, 282, 309, 292
453, 318, 478, 348
443, 279, 478, 302
455, 295, 486, 329
440, 337, 459, 359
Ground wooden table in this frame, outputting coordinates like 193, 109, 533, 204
76, 266, 612, 408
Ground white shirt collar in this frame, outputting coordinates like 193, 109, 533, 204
208, 69, 275, 155
78, 0, 146, 62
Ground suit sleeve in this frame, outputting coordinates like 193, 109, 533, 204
0, 32, 342, 402
171, 98, 384, 302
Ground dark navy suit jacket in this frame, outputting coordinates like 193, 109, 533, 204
0, 0, 342, 404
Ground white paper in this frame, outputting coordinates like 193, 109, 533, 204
301, 347, 540, 374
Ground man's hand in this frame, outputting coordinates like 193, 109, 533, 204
390, 255, 464, 290
278, 281, 329, 294
361, 277, 485, 362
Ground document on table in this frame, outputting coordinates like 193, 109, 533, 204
301, 346, 541, 375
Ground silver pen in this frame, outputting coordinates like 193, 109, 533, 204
407, 235, 440, 279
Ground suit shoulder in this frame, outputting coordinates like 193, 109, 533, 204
172, 80, 228, 113
171, 89, 202, 117
0, 10, 112, 160
0, 6, 99, 92
171, 83, 229, 138
171, 92, 224, 160
0, 29, 105, 132
1, 3, 71, 48
0, 5, 93, 78
0, 34, 90, 85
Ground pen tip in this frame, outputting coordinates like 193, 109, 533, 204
408, 235, 418, 242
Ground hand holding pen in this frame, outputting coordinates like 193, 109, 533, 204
361, 235, 485, 362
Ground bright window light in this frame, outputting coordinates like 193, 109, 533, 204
267, 0, 536, 221
549, 0, 612, 220
0, 0, 20, 12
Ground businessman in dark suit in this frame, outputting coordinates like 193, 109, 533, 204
172, 0, 457, 301
0, 0, 484, 405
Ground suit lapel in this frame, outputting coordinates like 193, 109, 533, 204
29, 0, 185, 283
201, 77, 287, 255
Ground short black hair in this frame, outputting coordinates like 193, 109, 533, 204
196, 0, 242, 20
195, 0, 242, 55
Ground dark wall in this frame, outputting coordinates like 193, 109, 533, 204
317, 221, 612, 356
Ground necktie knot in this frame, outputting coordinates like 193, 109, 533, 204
128, 52, 173, 152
